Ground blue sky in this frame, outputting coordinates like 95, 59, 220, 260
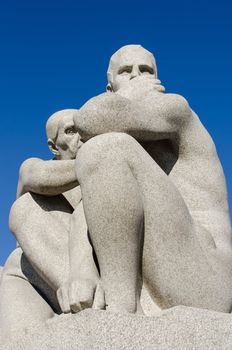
0, 0, 231, 265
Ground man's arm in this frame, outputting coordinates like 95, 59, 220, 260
74, 83, 191, 142
69, 201, 98, 282
17, 157, 78, 198
57, 201, 104, 313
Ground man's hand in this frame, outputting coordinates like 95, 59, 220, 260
116, 76, 165, 100
57, 281, 71, 313
57, 278, 105, 313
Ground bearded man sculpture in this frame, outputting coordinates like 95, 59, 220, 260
69, 44, 232, 314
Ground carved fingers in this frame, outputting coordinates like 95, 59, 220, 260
69, 279, 95, 312
56, 279, 105, 314
117, 77, 165, 100
57, 283, 72, 313
92, 282, 105, 310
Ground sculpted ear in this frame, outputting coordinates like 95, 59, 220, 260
106, 83, 113, 92
47, 138, 60, 157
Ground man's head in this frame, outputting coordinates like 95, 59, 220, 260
46, 109, 82, 160
107, 45, 158, 92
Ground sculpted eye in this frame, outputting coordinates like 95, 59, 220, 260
118, 66, 132, 75
65, 127, 76, 135
139, 65, 154, 75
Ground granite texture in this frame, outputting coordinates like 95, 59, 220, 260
1, 306, 232, 349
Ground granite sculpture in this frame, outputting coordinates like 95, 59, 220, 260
0, 45, 232, 347
72, 45, 232, 313
0, 110, 102, 339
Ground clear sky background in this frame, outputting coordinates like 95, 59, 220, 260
0, 0, 231, 266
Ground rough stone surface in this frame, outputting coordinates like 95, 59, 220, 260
1, 307, 232, 349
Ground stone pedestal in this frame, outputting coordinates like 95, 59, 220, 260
2, 306, 232, 349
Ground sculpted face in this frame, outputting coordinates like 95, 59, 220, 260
46, 110, 83, 160
55, 113, 83, 160
107, 45, 157, 92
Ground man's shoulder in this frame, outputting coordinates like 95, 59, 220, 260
19, 157, 44, 172
18, 157, 45, 181
17, 158, 45, 198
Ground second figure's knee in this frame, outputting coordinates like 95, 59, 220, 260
9, 194, 32, 234
75, 133, 135, 180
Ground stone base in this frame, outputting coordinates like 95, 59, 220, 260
1, 306, 232, 349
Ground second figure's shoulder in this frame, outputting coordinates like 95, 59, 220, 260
19, 157, 45, 176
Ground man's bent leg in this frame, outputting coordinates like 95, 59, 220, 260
76, 133, 231, 313
76, 133, 144, 313
9, 193, 72, 291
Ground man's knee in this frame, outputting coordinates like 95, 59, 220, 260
76, 132, 136, 180
9, 193, 33, 234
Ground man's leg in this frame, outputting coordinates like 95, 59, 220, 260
76, 132, 232, 313
76, 133, 144, 313
0, 248, 55, 342
9, 192, 72, 291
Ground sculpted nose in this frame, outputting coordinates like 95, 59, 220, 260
130, 66, 139, 80
78, 135, 84, 148
78, 140, 84, 147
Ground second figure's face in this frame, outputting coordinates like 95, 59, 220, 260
55, 114, 83, 160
